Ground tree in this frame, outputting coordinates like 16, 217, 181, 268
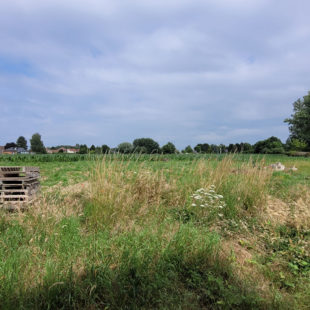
117, 142, 133, 154
210, 144, 219, 153
183, 145, 194, 153
194, 143, 210, 153
101, 144, 110, 154
4, 142, 17, 149
30, 133, 46, 153
253, 136, 284, 154
228, 144, 236, 153
161, 142, 177, 154
133, 138, 160, 154
286, 138, 307, 151
240, 142, 253, 153
79, 145, 88, 154
16, 136, 27, 150
285, 91, 310, 149
194, 144, 202, 153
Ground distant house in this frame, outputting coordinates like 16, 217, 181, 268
18, 148, 29, 154
0, 146, 4, 154
2, 147, 29, 154
67, 148, 80, 154
46, 147, 79, 154
46, 148, 57, 154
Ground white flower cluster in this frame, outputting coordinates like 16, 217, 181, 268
190, 185, 226, 218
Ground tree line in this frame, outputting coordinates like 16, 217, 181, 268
79, 135, 307, 155
4, 135, 305, 155
3, 91, 310, 155
4, 133, 46, 154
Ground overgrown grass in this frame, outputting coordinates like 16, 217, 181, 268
0, 154, 309, 309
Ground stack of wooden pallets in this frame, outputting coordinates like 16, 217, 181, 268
0, 166, 40, 209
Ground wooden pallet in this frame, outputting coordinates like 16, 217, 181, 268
0, 166, 40, 208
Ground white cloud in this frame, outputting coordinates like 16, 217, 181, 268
0, 0, 309, 148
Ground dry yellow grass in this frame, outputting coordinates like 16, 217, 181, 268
264, 185, 310, 230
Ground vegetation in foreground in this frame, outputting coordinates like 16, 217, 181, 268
0, 154, 309, 309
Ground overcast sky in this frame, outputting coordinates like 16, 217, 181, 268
1, 0, 310, 149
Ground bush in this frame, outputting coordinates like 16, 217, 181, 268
254, 137, 285, 154
133, 138, 160, 154
117, 142, 133, 154
161, 142, 177, 154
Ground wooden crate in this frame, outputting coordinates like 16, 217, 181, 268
0, 166, 40, 208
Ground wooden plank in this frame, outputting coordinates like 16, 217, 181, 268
0, 167, 22, 171
0, 167, 40, 177
2, 185, 25, 188
0, 177, 38, 181
0, 190, 27, 193
0, 171, 26, 175
1, 195, 27, 198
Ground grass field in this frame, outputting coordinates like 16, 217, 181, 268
0, 154, 309, 309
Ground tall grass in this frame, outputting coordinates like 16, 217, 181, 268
87, 155, 272, 230
0, 154, 299, 309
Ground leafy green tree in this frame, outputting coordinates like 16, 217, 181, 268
210, 144, 219, 153
30, 133, 46, 153
95, 146, 102, 154
183, 145, 194, 153
240, 142, 253, 153
219, 144, 227, 153
79, 144, 88, 154
161, 142, 177, 154
16, 136, 27, 150
118, 142, 133, 154
4, 142, 17, 149
133, 138, 160, 154
101, 144, 110, 154
286, 138, 307, 151
134, 146, 147, 153
285, 91, 310, 149
228, 144, 236, 153
194, 144, 202, 153
253, 136, 284, 154
194, 143, 210, 153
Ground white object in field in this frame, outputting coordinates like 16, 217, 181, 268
270, 162, 285, 171
289, 165, 298, 171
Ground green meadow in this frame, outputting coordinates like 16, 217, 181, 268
0, 154, 309, 309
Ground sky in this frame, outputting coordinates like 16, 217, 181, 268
1, 0, 310, 149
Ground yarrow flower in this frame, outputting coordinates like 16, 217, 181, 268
189, 185, 226, 218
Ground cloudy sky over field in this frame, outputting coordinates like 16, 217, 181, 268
1, 0, 310, 148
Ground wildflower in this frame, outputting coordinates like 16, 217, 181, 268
190, 185, 226, 218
